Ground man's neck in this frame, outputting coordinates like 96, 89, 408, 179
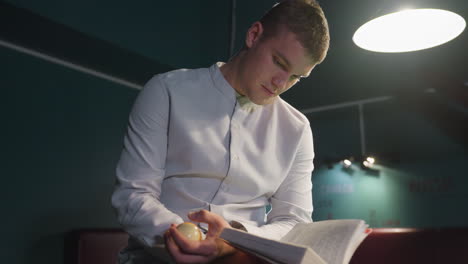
219, 55, 261, 112
219, 54, 245, 96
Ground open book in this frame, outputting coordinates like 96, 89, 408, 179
219, 219, 369, 264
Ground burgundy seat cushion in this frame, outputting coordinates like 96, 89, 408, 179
65, 229, 128, 264
350, 228, 468, 264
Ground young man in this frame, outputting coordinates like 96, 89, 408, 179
111, 0, 330, 263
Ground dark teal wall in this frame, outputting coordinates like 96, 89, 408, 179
312, 156, 468, 227
2, 46, 136, 263
310, 100, 468, 228
4, 0, 234, 68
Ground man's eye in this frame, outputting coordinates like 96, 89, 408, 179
273, 57, 281, 66
273, 57, 286, 69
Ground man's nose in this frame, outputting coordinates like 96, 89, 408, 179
272, 74, 287, 89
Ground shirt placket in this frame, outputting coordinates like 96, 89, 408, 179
211, 104, 246, 203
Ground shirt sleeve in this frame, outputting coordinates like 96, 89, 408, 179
238, 124, 314, 240
111, 75, 184, 247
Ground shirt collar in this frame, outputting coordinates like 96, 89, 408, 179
210, 62, 260, 113
234, 91, 261, 113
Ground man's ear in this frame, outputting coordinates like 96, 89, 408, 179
245, 21, 264, 49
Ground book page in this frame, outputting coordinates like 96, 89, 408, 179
280, 220, 367, 264
342, 227, 369, 263
220, 228, 326, 264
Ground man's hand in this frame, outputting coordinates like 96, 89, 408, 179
164, 210, 237, 263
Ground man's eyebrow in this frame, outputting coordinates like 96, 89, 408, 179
275, 50, 310, 78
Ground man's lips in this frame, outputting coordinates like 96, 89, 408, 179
261, 85, 275, 96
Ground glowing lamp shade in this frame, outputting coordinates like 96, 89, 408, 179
353, 9, 466, 52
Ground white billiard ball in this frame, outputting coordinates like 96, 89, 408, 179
176, 222, 202, 241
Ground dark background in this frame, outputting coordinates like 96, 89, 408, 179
1, 1, 467, 263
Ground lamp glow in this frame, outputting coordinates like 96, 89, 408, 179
342, 159, 352, 168
353, 9, 466, 52
363, 160, 372, 168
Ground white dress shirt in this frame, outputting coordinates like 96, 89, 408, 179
111, 62, 315, 248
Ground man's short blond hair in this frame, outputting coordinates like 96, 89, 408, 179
260, 0, 330, 64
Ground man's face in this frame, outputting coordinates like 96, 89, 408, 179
239, 23, 316, 105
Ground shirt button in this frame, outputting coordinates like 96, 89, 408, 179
233, 154, 239, 160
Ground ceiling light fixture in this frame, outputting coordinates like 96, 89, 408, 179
362, 157, 375, 168
353, 9, 466, 53
342, 159, 352, 168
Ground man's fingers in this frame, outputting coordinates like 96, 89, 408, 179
166, 226, 219, 263
170, 226, 200, 253
165, 233, 211, 264
187, 210, 212, 222
169, 226, 216, 256
188, 210, 229, 236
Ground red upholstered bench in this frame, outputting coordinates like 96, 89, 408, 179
66, 227, 468, 264
65, 229, 128, 264
350, 228, 468, 264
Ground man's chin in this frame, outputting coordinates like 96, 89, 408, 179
252, 97, 276, 106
